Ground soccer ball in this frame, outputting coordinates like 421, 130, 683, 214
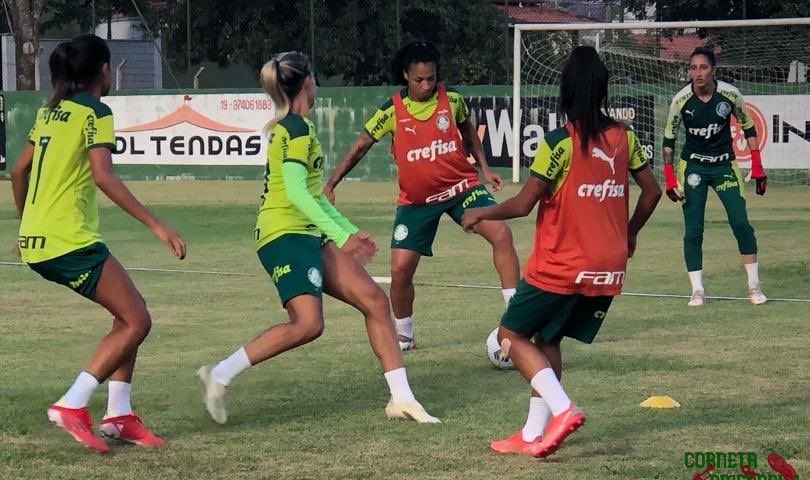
486, 327, 514, 370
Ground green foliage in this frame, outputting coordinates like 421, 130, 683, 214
150, 0, 508, 85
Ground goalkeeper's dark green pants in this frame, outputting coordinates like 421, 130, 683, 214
678, 160, 758, 272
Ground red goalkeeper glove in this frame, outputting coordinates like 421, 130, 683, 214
750, 149, 767, 195
664, 163, 683, 202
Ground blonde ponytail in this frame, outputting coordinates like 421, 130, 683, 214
260, 51, 312, 135
261, 60, 289, 134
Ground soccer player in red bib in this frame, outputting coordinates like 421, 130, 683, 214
462, 46, 661, 458
324, 40, 520, 350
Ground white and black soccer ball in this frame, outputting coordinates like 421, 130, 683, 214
486, 327, 514, 370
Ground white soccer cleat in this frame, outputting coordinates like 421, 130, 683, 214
748, 284, 768, 305
688, 290, 705, 307
197, 365, 228, 424
397, 334, 416, 351
385, 398, 441, 424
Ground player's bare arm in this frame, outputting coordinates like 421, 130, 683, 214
458, 118, 503, 191
323, 131, 375, 203
461, 175, 549, 232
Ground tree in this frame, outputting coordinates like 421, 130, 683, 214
39, 0, 141, 38
153, 0, 508, 85
624, 0, 810, 21
6, 0, 48, 90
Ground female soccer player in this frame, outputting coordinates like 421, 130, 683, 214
462, 46, 661, 458
662, 47, 768, 306
11, 34, 186, 452
323, 40, 520, 351
197, 51, 438, 425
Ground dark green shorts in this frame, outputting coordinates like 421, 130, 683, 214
257, 233, 324, 305
28, 242, 110, 300
500, 279, 613, 344
391, 185, 497, 256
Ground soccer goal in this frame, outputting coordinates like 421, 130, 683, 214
511, 18, 810, 185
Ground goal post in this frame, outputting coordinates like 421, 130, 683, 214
511, 18, 810, 185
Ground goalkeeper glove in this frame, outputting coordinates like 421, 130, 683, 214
749, 149, 767, 196
664, 163, 683, 202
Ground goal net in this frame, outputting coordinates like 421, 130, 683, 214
512, 19, 810, 185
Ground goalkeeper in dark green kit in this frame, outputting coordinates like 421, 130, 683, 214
662, 47, 767, 307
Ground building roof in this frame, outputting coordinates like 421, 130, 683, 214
494, 2, 598, 24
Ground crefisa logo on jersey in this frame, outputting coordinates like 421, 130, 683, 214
716, 101, 732, 118
436, 114, 450, 132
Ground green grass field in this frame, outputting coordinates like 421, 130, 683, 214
1, 180, 808, 480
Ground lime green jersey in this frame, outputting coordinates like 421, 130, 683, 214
18, 92, 115, 263
364, 86, 469, 141
255, 114, 326, 248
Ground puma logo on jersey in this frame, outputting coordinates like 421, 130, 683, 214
688, 123, 722, 139
406, 139, 458, 162
577, 179, 625, 202
591, 147, 617, 175
404, 126, 416, 135
684, 108, 695, 118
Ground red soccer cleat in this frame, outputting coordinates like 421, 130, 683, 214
526, 403, 585, 458
47, 405, 108, 453
100, 413, 165, 446
490, 430, 542, 455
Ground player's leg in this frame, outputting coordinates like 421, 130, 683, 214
98, 348, 164, 446
90, 255, 168, 447
714, 162, 766, 304
490, 280, 583, 457
681, 161, 709, 305
389, 203, 442, 350
36, 248, 153, 452
513, 338, 560, 448
448, 185, 520, 305
321, 241, 439, 423
198, 234, 325, 424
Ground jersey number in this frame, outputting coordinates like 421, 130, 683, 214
31, 136, 51, 204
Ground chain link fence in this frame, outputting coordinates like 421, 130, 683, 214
2, 1, 173, 91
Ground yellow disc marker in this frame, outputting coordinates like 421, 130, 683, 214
640, 395, 681, 409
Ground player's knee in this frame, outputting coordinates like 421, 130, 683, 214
390, 263, 415, 286
125, 310, 151, 344
360, 285, 390, 317
488, 222, 514, 248
729, 219, 752, 237
296, 318, 324, 343
684, 228, 703, 243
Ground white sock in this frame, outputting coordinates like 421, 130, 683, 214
745, 262, 760, 288
529, 368, 571, 416
688, 270, 704, 293
58, 371, 100, 409
501, 287, 517, 305
211, 346, 252, 386
106, 381, 132, 418
394, 316, 414, 339
521, 396, 551, 442
384, 367, 416, 403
